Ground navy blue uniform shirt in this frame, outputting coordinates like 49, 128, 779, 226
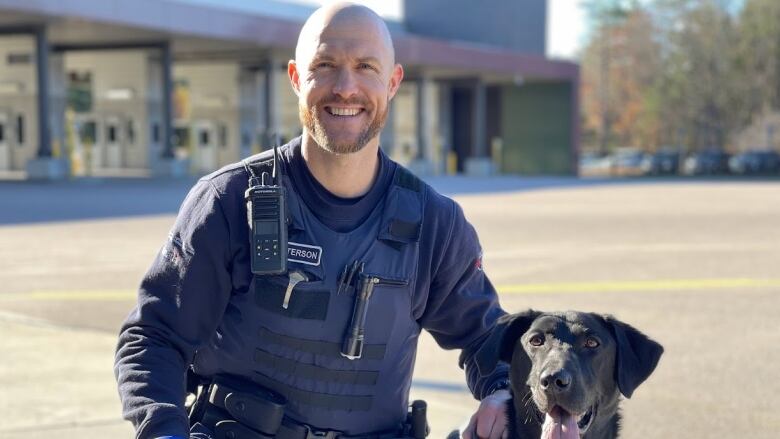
114, 138, 509, 438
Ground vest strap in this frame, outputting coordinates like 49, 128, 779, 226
253, 371, 373, 411
259, 327, 387, 360
379, 167, 424, 245
254, 349, 379, 385
393, 167, 422, 192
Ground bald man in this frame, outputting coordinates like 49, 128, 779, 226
115, 3, 510, 439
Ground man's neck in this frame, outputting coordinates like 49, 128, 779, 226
301, 133, 381, 198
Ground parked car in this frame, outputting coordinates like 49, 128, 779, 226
641, 148, 681, 175
611, 147, 646, 176
578, 152, 613, 177
728, 150, 780, 175
683, 149, 731, 175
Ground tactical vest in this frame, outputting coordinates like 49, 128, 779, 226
192, 154, 426, 435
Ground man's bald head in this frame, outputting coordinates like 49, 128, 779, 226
295, 2, 395, 70
288, 2, 403, 155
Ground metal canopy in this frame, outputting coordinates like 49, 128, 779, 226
0, 0, 577, 81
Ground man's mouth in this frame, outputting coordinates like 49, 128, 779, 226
324, 106, 364, 117
540, 405, 596, 439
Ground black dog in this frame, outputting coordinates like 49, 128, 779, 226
475, 310, 663, 439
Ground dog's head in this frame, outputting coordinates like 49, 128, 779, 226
477, 310, 663, 438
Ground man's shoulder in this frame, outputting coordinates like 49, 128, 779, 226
389, 161, 461, 221
197, 161, 247, 199
198, 147, 283, 196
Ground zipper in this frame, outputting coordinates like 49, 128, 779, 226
363, 274, 408, 287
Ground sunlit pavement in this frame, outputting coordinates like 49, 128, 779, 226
1, 177, 778, 438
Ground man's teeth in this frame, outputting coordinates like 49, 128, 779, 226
329, 107, 361, 116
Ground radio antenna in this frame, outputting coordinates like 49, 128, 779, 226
272, 134, 281, 183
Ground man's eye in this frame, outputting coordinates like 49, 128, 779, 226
314, 62, 334, 69
529, 335, 544, 347
358, 63, 376, 71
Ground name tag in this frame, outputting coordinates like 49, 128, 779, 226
287, 242, 322, 266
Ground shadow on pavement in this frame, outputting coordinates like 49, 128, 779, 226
0, 178, 198, 225
1, 175, 777, 225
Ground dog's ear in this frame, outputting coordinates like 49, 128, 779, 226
603, 315, 664, 398
471, 309, 541, 375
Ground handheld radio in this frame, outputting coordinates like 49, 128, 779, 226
244, 144, 287, 275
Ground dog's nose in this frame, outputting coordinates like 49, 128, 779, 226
540, 369, 572, 392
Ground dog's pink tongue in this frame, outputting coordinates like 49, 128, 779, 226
541, 407, 579, 439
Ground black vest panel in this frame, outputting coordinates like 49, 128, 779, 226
193, 163, 425, 435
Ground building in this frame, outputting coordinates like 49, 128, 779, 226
0, 0, 579, 179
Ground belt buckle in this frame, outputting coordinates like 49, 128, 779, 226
303, 424, 340, 439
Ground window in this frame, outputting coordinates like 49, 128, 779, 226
218, 123, 228, 149
199, 130, 210, 147
126, 120, 135, 146
152, 123, 160, 143
107, 125, 117, 143
173, 127, 189, 148
79, 121, 97, 145
16, 114, 24, 145
0, 124, 5, 142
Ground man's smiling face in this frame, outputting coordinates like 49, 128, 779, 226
289, 5, 403, 154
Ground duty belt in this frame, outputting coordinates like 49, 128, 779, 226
194, 381, 427, 439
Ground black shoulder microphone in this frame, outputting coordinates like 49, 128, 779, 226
244, 143, 287, 275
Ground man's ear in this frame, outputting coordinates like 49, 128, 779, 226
603, 315, 664, 398
288, 60, 301, 96
387, 63, 404, 100
471, 310, 541, 376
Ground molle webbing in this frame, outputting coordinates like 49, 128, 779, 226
253, 371, 374, 411
258, 327, 387, 360
254, 349, 379, 385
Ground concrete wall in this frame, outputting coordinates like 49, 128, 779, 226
386, 80, 442, 172
65, 50, 151, 170
403, 0, 546, 55
0, 36, 38, 170
276, 67, 301, 145
173, 62, 240, 171
392, 82, 417, 164
500, 82, 573, 175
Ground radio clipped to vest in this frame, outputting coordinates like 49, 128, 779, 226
244, 145, 287, 275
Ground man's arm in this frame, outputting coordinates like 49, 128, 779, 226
114, 179, 234, 439
415, 196, 511, 439
417, 199, 510, 397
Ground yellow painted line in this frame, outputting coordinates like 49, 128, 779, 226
497, 278, 780, 294
1, 278, 779, 301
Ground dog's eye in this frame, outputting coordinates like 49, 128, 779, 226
529, 334, 544, 346
584, 337, 600, 349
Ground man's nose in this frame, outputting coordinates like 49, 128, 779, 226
332, 67, 359, 99
539, 368, 573, 393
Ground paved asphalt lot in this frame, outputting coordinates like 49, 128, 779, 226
0, 176, 778, 438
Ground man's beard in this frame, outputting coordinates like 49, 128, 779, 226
299, 97, 388, 155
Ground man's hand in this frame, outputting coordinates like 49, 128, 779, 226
462, 389, 511, 439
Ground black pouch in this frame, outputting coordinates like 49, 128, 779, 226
215, 420, 273, 439
254, 271, 329, 321
207, 380, 286, 436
